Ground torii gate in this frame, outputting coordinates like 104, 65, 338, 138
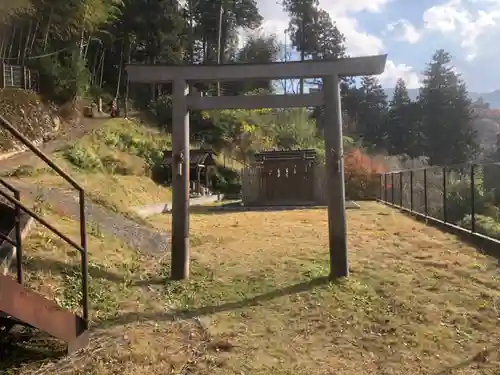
126, 54, 387, 280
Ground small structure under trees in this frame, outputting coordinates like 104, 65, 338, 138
242, 149, 317, 205
163, 148, 217, 194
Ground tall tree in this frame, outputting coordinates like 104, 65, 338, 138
353, 76, 388, 150
194, 0, 261, 65
283, 0, 318, 93
419, 49, 479, 165
224, 34, 279, 95
386, 78, 422, 157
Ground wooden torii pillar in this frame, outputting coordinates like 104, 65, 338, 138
126, 55, 387, 280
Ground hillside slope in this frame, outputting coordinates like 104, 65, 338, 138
2, 118, 174, 214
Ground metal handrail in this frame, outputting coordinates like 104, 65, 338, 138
0, 189, 83, 252
0, 231, 16, 246
0, 178, 17, 193
0, 178, 23, 283
0, 114, 88, 326
0, 114, 83, 190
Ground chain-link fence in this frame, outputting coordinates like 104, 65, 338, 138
378, 162, 500, 241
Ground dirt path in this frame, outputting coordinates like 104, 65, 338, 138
0, 117, 106, 174
6, 179, 170, 254
0, 116, 171, 254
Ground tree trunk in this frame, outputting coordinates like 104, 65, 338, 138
27, 20, 39, 59
42, 6, 54, 52
7, 26, 16, 60
16, 24, 24, 64
0, 33, 5, 59
83, 35, 91, 60
216, 0, 223, 96
115, 38, 125, 98
91, 43, 101, 85
189, 0, 194, 64
99, 48, 106, 87
21, 20, 32, 64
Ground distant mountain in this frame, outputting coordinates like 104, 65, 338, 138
383, 88, 500, 109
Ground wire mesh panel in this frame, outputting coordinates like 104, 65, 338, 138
401, 171, 411, 209
475, 163, 500, 239
378, 174, 384, 200
379, 163, 500, 241
412, 169, 426, 215
385, 173, 393, 204
445, 165, 472, 228
425, 167, 444, 220
392, 172, 402, 207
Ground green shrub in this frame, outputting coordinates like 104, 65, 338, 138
445, 178, 494, 223
100, 130, 168, 172
212, 166, 241, 195
459, 214, 500, 239
151, 95, 172, 128
100, 155, 145, 176
36, 52, 90, 104
63, 144, 102, 170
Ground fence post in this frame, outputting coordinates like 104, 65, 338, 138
471, 164, 476, 232
379, 174, 382, 200
391, 173, 395, 205
410, 170, 414, 212
0, 62, 4, 89
21, 66, 27, 89
424, 168, 428, 216
443, 166, 447, 223
399, 171, 403, 207
384, 173, 388, 202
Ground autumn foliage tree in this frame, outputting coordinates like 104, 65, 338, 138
343, 148, 385, 200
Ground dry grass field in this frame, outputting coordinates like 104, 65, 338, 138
3, 202, 500, 375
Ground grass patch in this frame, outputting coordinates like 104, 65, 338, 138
1, 208, 168, 374
7, 202, 500, 374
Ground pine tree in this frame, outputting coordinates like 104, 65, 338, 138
386, 78, 421, 157
356, 76, 388, 151
283, 0, 318, 93
419, 49, 479, 165
224, 34, 279, 95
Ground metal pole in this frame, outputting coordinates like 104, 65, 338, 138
79, 190, 88, 327
391, 173, 395, 205
322, 74, 348, 279
424, 168, 428, 216
14, 190, 22, 284
384, 173, 388, 202
379, 174, 382, 200
443, 167, 447, 222
471, 164, 476, 232
399, 171, 403, 207
171, 79, 190, 279
410, 170, 414, 212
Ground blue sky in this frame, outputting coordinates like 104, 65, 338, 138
251, 0, 500, 93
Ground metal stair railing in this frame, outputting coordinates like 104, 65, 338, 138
0, 114, 88, 328
0, 179, 23, 284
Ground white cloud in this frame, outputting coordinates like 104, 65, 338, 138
423, 0, 499, 60
318, 0, 391, 13
379, 61, 421, 89
386, 19, 422, 44
253, 0, 386, 56
250, 0, 420, 88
